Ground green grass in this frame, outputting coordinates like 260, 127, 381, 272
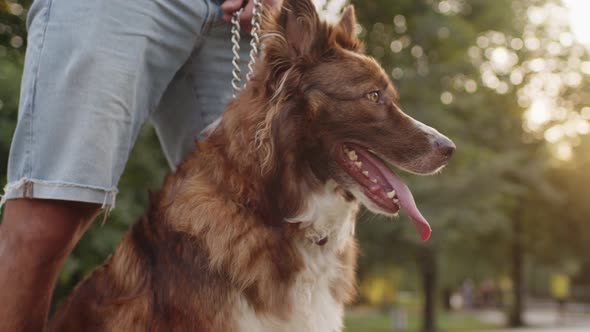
345, 308, 501, 332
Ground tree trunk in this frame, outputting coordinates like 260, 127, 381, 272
508, 214, 525, 327
419, 247, 437, 332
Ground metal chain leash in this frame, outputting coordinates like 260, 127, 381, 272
246, 0, 263, 81
230, 9, 243, 97
230, 0, 263, 97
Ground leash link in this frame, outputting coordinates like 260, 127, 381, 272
231, 8, 244, 98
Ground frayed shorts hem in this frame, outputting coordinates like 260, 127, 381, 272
0, 178, 118, 211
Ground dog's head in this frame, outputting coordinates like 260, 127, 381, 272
237, 0, 455, 240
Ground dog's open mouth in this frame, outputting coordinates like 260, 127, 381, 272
337, 143, 432, 241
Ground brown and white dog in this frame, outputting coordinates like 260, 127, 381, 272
47, 1, 455, 331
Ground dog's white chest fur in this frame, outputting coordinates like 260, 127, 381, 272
234, 180, 358, 332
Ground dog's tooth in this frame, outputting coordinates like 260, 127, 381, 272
362, 170, 369, 177
387, 190, 396, 198
393, 198, 399, 204
371, 179, 378, 184
354, 161, 363, 168
347, 150, 358, 161
369, 184, 381, 193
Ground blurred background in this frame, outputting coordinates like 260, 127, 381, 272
1, 0, 590, 331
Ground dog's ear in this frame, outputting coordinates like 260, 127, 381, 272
337, 5, 356, 36
332, 5, 363, 52
276, 0, 324, 58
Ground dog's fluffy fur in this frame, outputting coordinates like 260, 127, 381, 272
47, 1, 453, 331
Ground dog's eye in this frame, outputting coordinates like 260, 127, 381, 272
367, 91, 381, 103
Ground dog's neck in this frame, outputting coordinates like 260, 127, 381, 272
196, 102, 356, 249
200, 88, 314, 226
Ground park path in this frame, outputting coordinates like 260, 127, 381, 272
477, 301, 590, 332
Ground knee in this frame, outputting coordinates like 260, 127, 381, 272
0, 199, 101, 262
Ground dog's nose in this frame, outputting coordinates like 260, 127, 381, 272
435, 136, 456, 158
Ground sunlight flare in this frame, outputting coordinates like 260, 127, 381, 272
563, 0, 590, 45
526, 99, 552, 130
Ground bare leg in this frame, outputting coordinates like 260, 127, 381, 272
0, 199, 100, 332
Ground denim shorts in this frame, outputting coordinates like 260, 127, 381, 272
1, 0, 250, 209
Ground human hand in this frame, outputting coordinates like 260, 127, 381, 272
221, 0, 283, 31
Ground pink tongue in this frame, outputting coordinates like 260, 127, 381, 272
383, 171, 432, 241
370, 160, 432, 241
350, 145, 432, 241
